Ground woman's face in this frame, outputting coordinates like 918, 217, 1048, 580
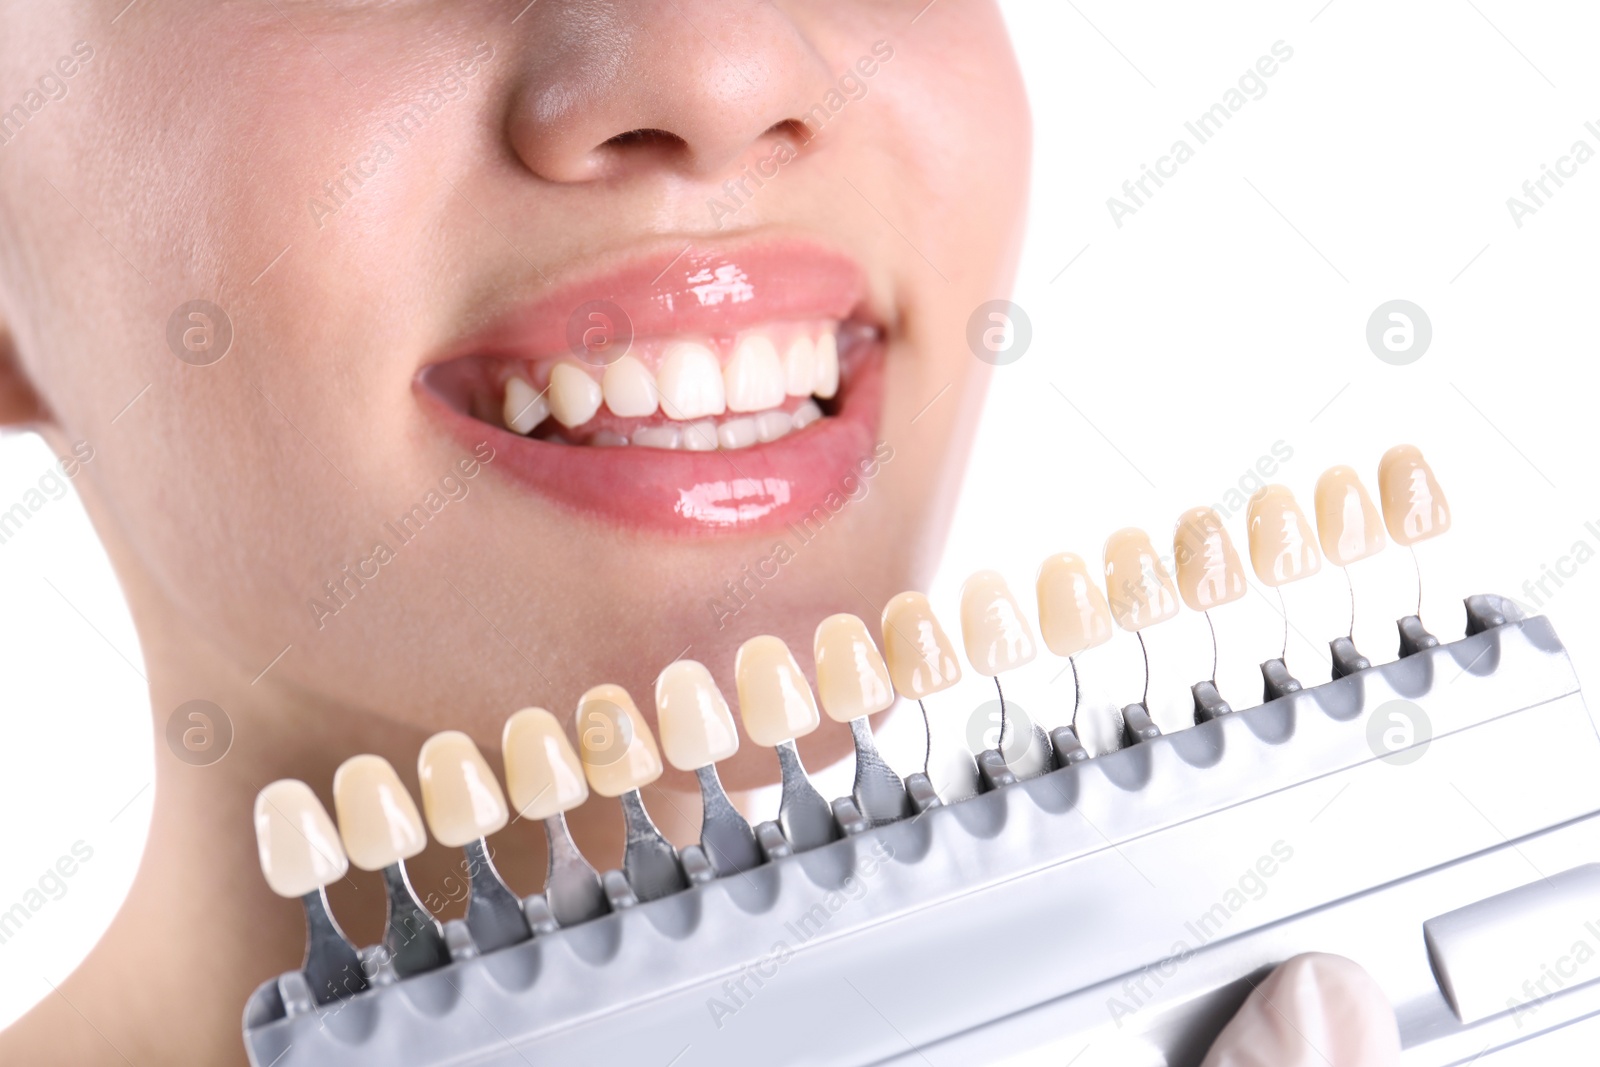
0, 0, 1029, 788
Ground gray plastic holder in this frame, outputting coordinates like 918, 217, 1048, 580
244, 606, 1600, 1066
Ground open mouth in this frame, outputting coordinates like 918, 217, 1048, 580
417, 240, 889, 535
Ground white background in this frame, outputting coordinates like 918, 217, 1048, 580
4, 0, 1600, 1061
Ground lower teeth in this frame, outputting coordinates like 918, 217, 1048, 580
520, 399, 824, 451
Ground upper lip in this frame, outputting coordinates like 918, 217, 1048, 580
428, 234, 877, 367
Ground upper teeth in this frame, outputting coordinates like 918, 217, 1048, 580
499, 325, 841, 442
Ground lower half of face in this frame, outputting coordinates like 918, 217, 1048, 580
0, 0, 1030, 790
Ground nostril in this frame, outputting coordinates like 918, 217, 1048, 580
599, 128, 688, 152
764, 119, 811, 148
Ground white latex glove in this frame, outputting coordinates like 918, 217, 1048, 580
1200, 953, 1402, 1067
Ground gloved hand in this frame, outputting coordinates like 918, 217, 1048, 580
1201, 953, 1401, 1066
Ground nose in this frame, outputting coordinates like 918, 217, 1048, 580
504, 2, 833, 184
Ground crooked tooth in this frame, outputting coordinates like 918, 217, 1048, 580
1036, 552, 1113, 658
756, 410, 792, 443
725, 334, 786, 413
1377, 444, 1450, 545
1103, 528, 1179, 631
792, 399, 823, 429
734, 635, 821, 747
576, 683, 663, 797
1174, 506, 1248, 611
501, 707, 588, 821
1315, 465, 1386, 565
502, 375, 548, 434
784, 336, 817, 397
416, 731, 509, 848
880, 591, 962, 699
631, 424, 681, 450
601, 354, 658, 418
813, 331, 839, 399
548, 362, 602, 428
959, 570, 1038, 675
657, 341, 725, 420
255, 779, 348, 898
332, 755, 427, 873
654, 660, 740, 771
1246, 485, 1323, 586
813, 613, 894, 723
681, 420, 717, 451
718, 416, 758, 450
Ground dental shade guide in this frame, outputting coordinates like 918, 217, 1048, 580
815, 614, 911, 825
249, 448, 1600, 1066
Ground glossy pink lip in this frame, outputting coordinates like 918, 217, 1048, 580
417, 239, 888, 537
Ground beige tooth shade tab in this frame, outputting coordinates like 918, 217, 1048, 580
880, 591, 962, 699
1173, 507, 1247, 612
332, 755, 427, 872
416, 731, 510, 848
734, 635, 821, 747
1377, 444, 1451, 546
1035, 553, 1113, 658
958, 570, 1038, 676
501, 707, 588, 821
255, 779, 349, 899
1246, 485, 1323, 586
1314, 465, 1386, 566
654, 659, 740, 771
576, 683, 663, 797
1103, 528, 1179, 632
813, 613, 895, 723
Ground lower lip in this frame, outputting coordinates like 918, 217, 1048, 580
418, 345, 885, 537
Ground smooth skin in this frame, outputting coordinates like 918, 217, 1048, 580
0, 2, 1394, 1063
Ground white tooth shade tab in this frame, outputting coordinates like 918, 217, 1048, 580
548, 362, 603, 428
813, 332, 840, 399
734, 635, 821, 747
576, 684, 664, 797
724, 335, 786, 412
332, 755, 428, 872
959, 570, 1038, 676
813, 613, 895, 723
502, 375, 548, 434
654, 659, 741, 771
601, 355, 658, 418
784, 336, 817, 397
656, 341, 726, 420
501, 707, 589, 821
416, 731, 510, 848
255, 779, 349, 899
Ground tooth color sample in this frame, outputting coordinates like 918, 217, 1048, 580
734, 635, 821, 747
654, 660, 740, 770
1247, 486, 1323, 586
880, 591, 962, 699
600, 355, 658, 418
1035, 553, 1113, 658
416, 731, 510, 848
656, 341, 726, 420
959, 570, 1038, 676
503, 375, 547, 434
255, 779, 348, 899
332, 755, 428, 872
1377, 444, 1451, 546
1103, 528, 1179, 631
1173, 507, 1248, 612
1314, 466, 1386, 566
576, 684, 663, 797
813, 613, 894, 723
547, 362, 603, 427
501, 707, 588, 820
